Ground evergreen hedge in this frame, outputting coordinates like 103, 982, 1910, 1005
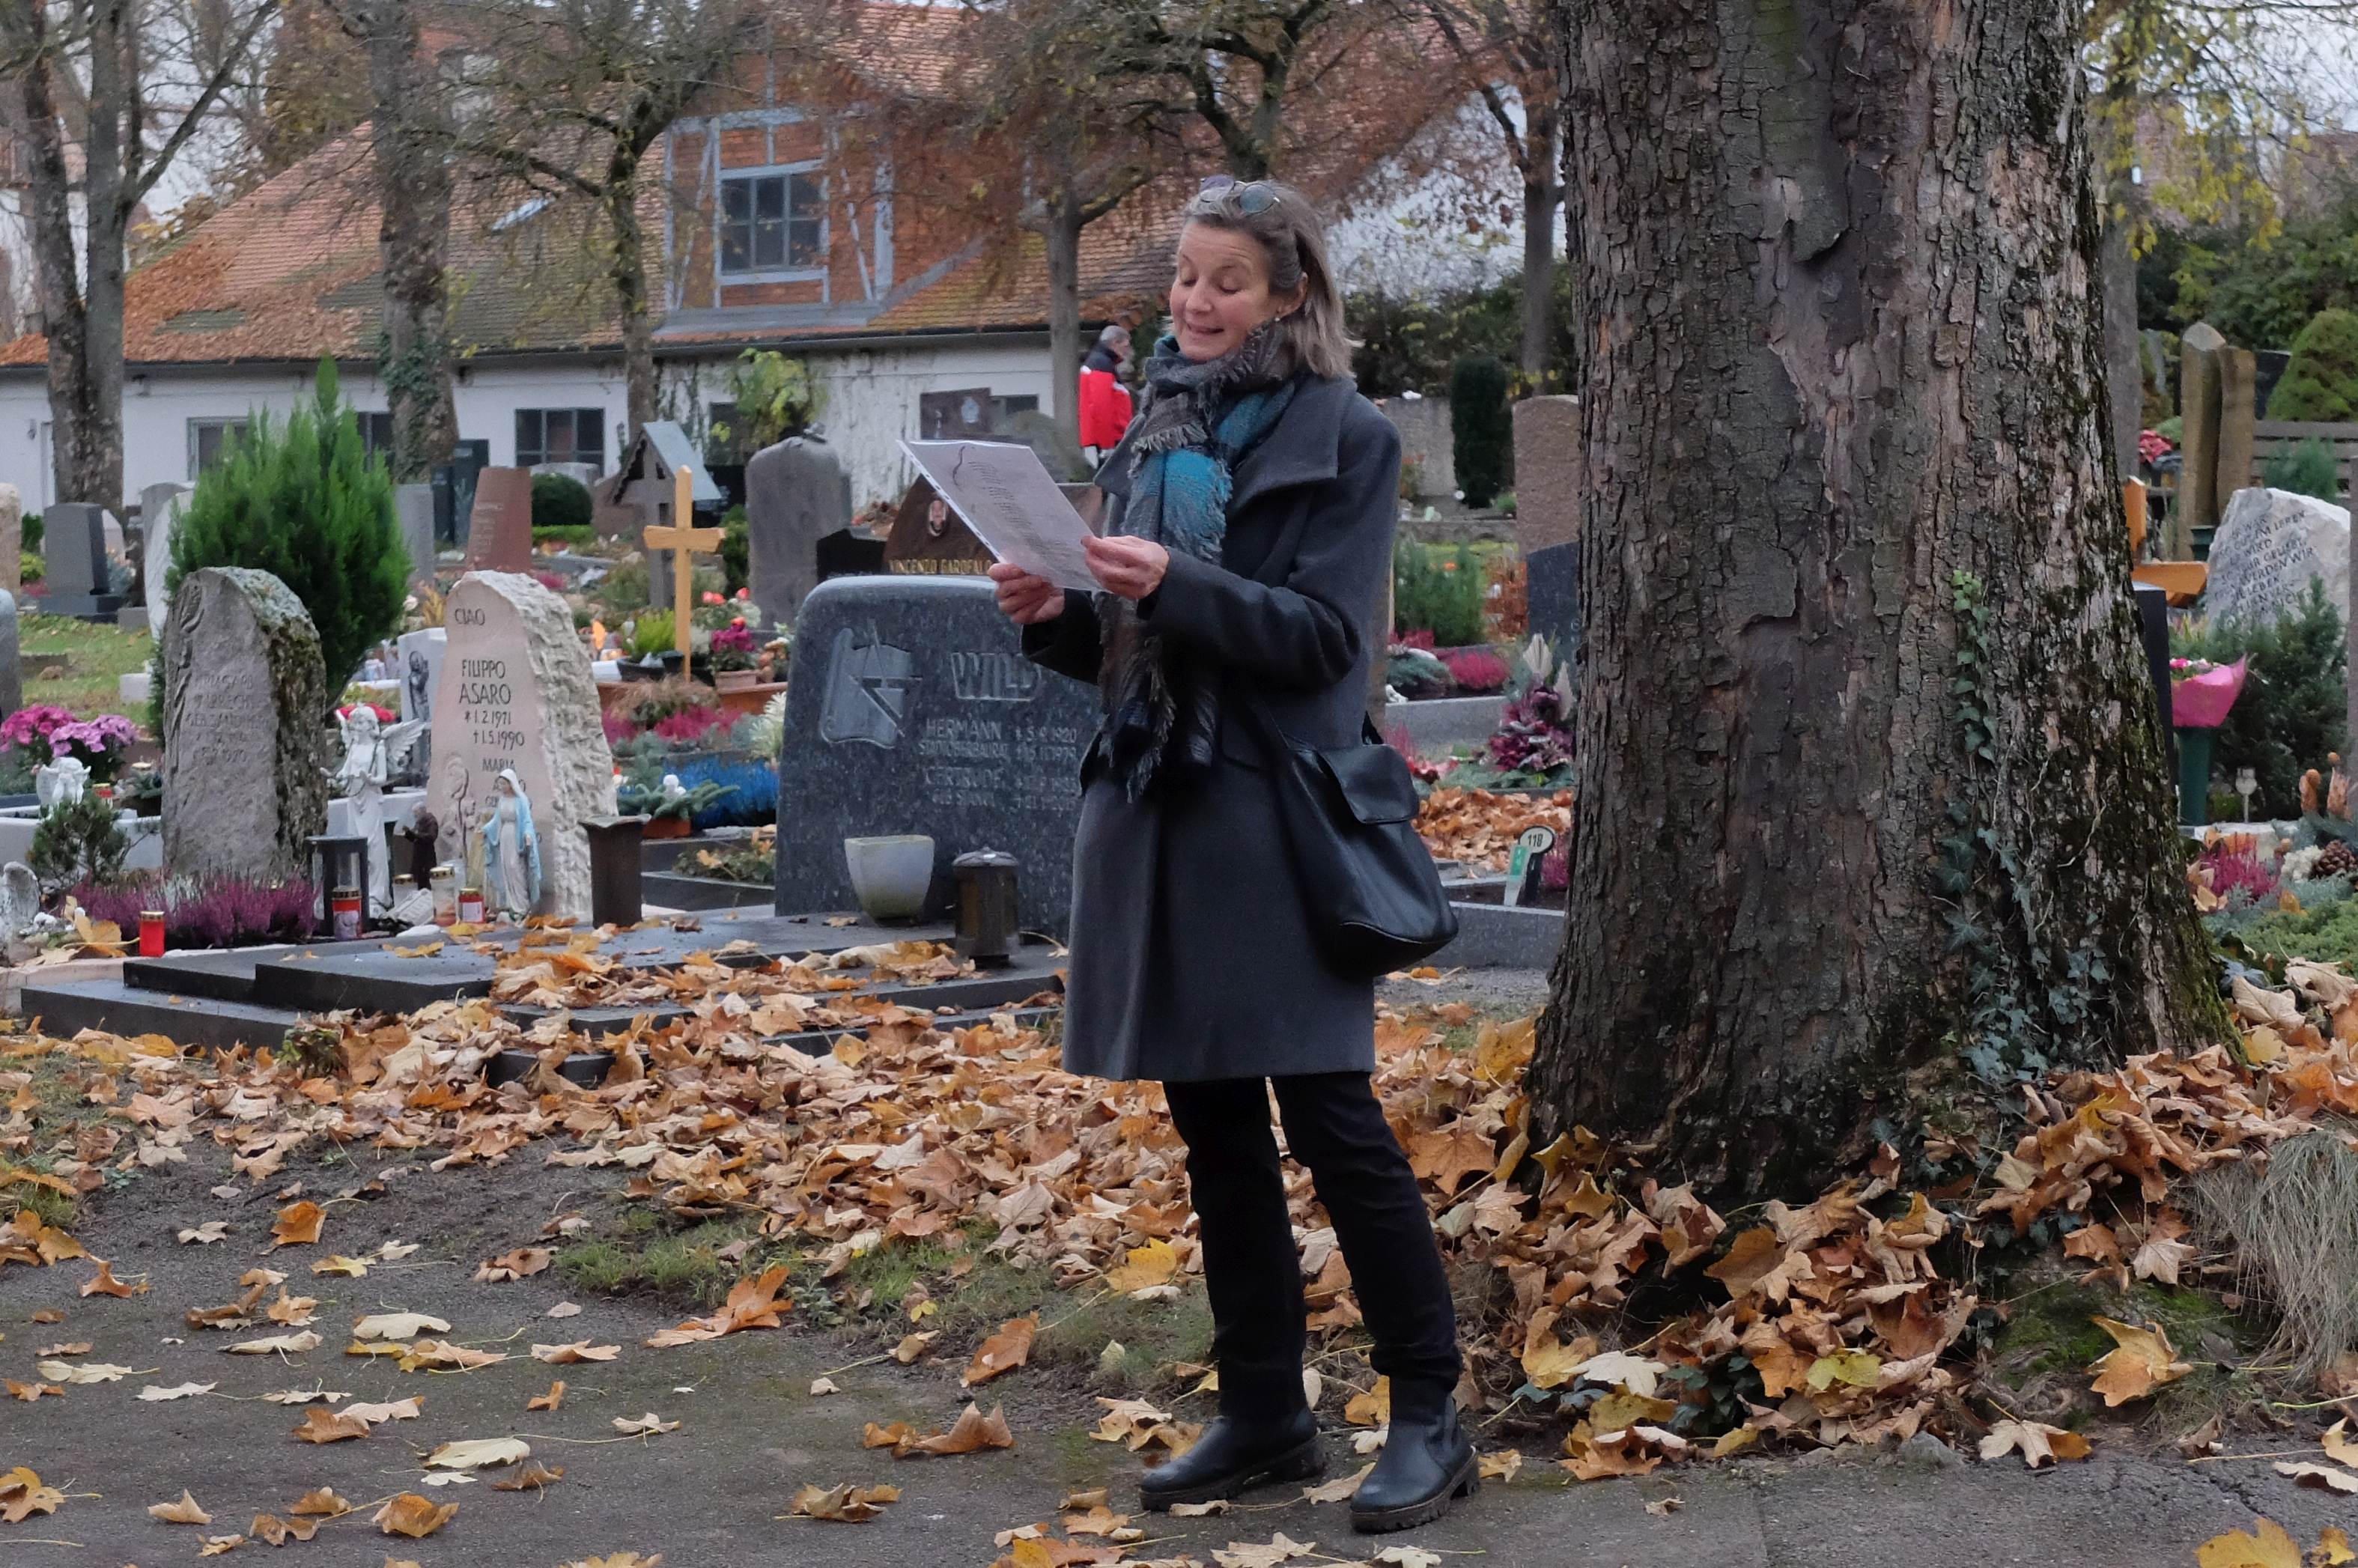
532, 471, 594, 530
162, 360, 407, 708
1450, 353, 1510, 508
2173, 579, 2349, 818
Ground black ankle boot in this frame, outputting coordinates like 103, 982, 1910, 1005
1139, 1407, 1324, 1510
1349, 1397, 1477, 1533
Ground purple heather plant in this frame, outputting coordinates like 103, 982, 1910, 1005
70, 872, 320, 949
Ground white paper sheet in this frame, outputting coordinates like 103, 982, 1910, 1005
897, 438, 1099, 593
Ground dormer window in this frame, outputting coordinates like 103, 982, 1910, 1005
720, 168, 824, 275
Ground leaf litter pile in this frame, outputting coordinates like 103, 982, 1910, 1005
8, 933, 2358, 1561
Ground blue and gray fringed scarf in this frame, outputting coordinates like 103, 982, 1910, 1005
1099, 323, 1298, 800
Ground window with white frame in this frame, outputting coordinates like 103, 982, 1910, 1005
187, 418, 249, 479
720, 169, 824, 275
516, 408, 607, 469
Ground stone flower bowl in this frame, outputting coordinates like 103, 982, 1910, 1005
844, 833, 934, 923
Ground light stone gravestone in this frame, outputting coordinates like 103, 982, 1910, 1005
398, 627, 447, 726
462, 467, 535, 573
746, 434, 853, 624
1513, 395, 1584, 656
162, 568, 329, 882
0, 483, 22, 599
2206, 487, 2351, 631
1381, 394, 1456, 499
772, 575, 1096, 935
2219, 346, 2258, 502
427, 572, 616, 920
139, 482, 187, 631
0, 863, 35, 938
395, 484, 437, 586
0, 590, 19, 720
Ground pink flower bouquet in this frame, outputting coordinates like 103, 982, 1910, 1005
2169, 657, 2247, 730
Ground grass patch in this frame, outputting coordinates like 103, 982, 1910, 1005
553, 1216, 790, 1310
16, 613, 152, 722
1989, 1259, 2263, 1426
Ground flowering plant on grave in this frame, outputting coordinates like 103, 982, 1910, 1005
709, 619, 757, 672
1, 705, 140, 781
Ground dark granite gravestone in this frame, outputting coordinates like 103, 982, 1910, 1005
40, 503, 124, 619
464, 467, 535, 572
1526, 544, 1580, 658
815, 528, 887, 582
745, 434, 851, 625
774, 576, 1098, 935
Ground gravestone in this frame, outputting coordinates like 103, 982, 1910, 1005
139, 482, 187, 631
1513, 396, 1584, 655
2219, 346, 2258, 502
2206, 486, 2351, 630
774, 576, 1096, 935
0, 484, 19, 599
162, 568, 329, 882
395, 484, 437, 586
881, 478, 991, 577
427, 571, 616, 920
744, 434, 852, 625
2177, 322, 2226, 554
994, 410, 1089, 484
1382, 394, 1456, 499
463, 467, 535, 572
0, 590, 19, 719
398, 627, 447, 726
42, 503, 121, 618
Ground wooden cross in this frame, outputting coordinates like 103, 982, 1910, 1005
642, 462, 723, 658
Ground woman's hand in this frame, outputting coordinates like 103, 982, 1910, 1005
988, 562, 1066, 625
1084, 535, 1170, 601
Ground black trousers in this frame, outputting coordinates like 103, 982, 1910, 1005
1164, 1072, 1461, 1421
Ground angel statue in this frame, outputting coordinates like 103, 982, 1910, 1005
331, 706, 426, 912
480, 769, 543, 919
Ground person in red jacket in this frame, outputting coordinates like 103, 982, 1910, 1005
1080, 307, 1143, 461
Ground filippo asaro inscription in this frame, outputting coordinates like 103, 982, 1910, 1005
775, 577, 1100, 934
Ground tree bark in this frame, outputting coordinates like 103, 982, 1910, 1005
1045, 193, 1084, 450
79, 0, 131, 508
1525, 0, 2225, 1203
363, 0, 458, 481
1518, 119, 1558, 386
607, 173, 656, 445
10, 13, 100, 507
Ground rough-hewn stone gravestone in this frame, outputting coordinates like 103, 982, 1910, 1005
745, 434, 852, 625
139, 483, 187, 631
995, 410, 1090, 483
395, 484, 437, 586
0, 590, 20, 720
162, 568, 329, 881
1382, 394, 1456, 499
427, 572, 616, 920
2207, 487, 2351, 630
2178, 322, 2226, 553
2219, 346, 2258, 503
1513, 396, 1584, 654
463, 467, 535, 572
774, 576, 1096, 935
0, 484, 19, 599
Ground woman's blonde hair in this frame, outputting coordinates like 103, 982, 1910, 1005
1180, 178, 1353, 380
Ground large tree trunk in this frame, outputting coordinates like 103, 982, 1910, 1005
1525, 0, 2225, 1202
364, 0, 458, 481
10, 25, 99, 506
607, 174, 656, 444
1045, 194, 1084, 450
1517, 94, 1560, 386
77, 0, 131, 508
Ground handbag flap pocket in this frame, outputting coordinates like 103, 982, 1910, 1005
1313, 742, 1419, 826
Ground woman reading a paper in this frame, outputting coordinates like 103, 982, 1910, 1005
991, 178, 1472, 1534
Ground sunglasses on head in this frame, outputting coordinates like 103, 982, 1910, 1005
1197, 174, 1277, 215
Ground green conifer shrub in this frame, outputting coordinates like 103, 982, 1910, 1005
2267, 309, 2358, 422
531, 471, 594, 530
2172, 579, 2349, 818
1450, 354, 1510, 508
2263, 437, 2343, 502
161, 360, 408, 715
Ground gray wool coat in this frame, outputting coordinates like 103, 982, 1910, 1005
1023, 372, 1402, 1084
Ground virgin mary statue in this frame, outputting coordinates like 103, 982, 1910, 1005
481, 769, 543, 918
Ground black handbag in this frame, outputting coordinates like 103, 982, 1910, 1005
1235, 690, 1459, 978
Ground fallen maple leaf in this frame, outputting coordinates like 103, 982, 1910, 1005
474, 1246, 551, 1283
492, 1462, 567, 1492
37, 1358, 132, 1383
2196, 1518, 2306, 1568
4, 1381, 59, 1402
2325, 1420, 2358, 1469
248, 1512, 318, 1545
177, 1221, 229, 1245
1978, 1419, 2091, 1468
373, 1492, 458, 1538
2276, 1461, 2358, 1495
0, 1467, 63, 1524
139, 1381, 216, 1402
398, 1339, 506, 1371
532, 1340, 619, 1364
352, 1311, 449, 1340
1301, 1462, 1373, 1503
643, 1265, 791, 1346
1104, 1239, 1178, 1294
613, 1412, 680, 1435
287, 1488, 350, 1516
1477, 1449, 1522, 1483
311, 1254, 370, 1277
81, 1259, 146, 1297
1212, 1535, 1320, 1568
270, 1200, 324, 1248
963, 1316, 1038, 1386
904, 1403, 1015, 1457
148, 1490, 213, 1525
292, 1406, 371, 1443
340, 1396, 423, 1426
2088, 1316, 2192, 1406
529, 1380, 566, 1412
425, 1437, 531, 1471
784, 1483, 900, 1522
558, 1556, 664, 1568
227, 1329, 323, 1355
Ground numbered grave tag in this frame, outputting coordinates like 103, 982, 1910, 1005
1504, 824, 1558, 908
